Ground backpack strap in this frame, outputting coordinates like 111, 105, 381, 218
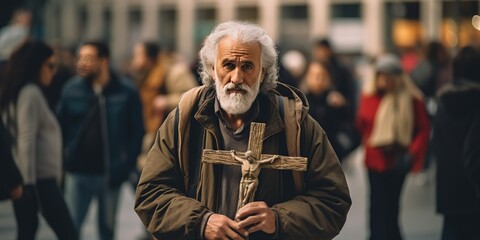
174, 85, 210, 194
173, 107, 179, 160
187, 120, 205, 198
276, 95, 305, 194
277, 95, 284, 119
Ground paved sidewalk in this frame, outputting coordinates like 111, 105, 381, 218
0, 184, 144, 240
335, 149, 442, 240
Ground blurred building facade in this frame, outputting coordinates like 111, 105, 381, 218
42, 0, 480, 66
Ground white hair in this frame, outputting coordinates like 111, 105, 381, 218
199, 21, 278, 93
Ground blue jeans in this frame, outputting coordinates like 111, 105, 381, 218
65, 173, 120, 240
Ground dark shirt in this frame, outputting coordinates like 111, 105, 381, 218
214, 97, 259, 219
215, 96, 283, 240
74, 94, 105, 174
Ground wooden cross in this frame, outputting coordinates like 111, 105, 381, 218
202, 122, 307, 212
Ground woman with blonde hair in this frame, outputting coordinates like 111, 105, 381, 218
356, 54, 430, 240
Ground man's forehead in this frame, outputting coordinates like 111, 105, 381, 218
78, 45, 98, 56
216, 37, 261, 60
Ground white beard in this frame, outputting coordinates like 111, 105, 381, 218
215, 70, 261, 115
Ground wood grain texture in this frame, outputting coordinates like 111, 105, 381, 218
248, 122, 265, 160
202, 149, 307, 171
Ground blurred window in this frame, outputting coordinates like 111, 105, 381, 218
330, 3, 363, 54
128, 7, 142, 50
195, 8, 216, 54
237, 6, 258, 23
385, 2, 422, 50
159, 8, 177, 51
441, 1, 480, 48
280, 5, 309, 53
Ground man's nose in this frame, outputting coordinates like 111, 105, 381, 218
78, 59, 87, 67
230, 67, 244, 84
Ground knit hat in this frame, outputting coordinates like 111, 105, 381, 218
375, 54, 403, 75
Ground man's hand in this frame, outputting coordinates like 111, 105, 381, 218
236, 201, 276, 235
205, 214, 248, 240
10, 185, 23, 200
153, 95, 168, 113
327, 91, 346, 108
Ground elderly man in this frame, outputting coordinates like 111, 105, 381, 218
135, 21, 351, 240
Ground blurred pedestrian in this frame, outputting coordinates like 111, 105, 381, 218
312, 39, 356, 118
57, 41, 144, 240
356, 54, 430, 240
410, 41, 453, 184
44, 43, 76, 110
304, 61, 358, 161
0, 39, 76, 240
280, 50, 307, 88
411, 41, 452, 102
0, 9, 31, 64
130, 41, 197, 176
433, 46, 480, 240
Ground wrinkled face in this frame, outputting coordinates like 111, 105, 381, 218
306, 62, 331, 94
213, 37, 264, 115
130, 43, 154, 74
76, 45, 103, 79
376, 72, 398, 94
39, 56, 57, 87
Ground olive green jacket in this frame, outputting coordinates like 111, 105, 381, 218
134, 83, 351, 240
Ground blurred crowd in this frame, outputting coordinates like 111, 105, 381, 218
1, 8, 479, 240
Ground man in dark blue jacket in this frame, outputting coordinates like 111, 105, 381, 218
57, 41, 144, 240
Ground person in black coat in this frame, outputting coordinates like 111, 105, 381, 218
433, 46, 480, 240
0, 119, 23, 201
304, 61, 357, 161
312, 39, 356, 119
464, 111, 480, 198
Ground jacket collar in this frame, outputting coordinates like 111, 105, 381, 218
79, 70, 121, 94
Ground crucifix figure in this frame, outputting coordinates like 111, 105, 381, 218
202, 122, 308, 213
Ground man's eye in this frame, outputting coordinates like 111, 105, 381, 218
242, 64, 253, 71
224, 63, 235, 70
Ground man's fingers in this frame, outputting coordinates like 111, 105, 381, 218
245, 222, 264, 234
236, 202, 266, 219
205, 214, 247, 240
237, 215, 263, 229
224, 227, 244, 240
227, 218, 249, 238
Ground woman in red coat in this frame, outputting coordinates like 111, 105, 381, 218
356, 54, 430, 240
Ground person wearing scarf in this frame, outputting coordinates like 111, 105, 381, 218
356, 54, 430, 240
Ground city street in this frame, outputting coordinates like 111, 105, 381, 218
0, 149, 442, 240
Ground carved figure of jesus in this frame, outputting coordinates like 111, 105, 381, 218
230, 150, 279, 209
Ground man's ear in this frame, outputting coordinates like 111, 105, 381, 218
101, 58, 109, 67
